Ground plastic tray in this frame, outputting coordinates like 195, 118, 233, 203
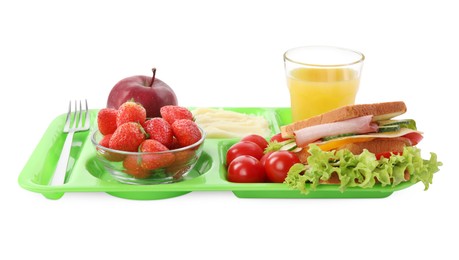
18, 107, 415, 200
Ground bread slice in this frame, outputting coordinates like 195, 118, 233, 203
281, 101, 407, 138
296, 138, 410, 163
335, 137, 409, 155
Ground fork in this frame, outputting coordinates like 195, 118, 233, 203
51, 100, 90, 185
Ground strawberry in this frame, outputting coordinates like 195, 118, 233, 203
165, 150, 196, 179
109, 122, 146, 152
171, 119, 202, 147
160, 105, 193, 125
98, 134, 126, 162
98, 134, 112, 148
168, 137, 181, 150
97, 108, 118, 135
139, 139, 175, 170
123, 155, 150, 179
173, 149, 196, 165
116, 101, 147, 127
143, 117, 174, 148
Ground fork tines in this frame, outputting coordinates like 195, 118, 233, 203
64, 100, 90, 133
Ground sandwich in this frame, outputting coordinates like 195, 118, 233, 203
278, 101, 441, 193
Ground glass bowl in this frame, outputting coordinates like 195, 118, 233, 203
90, 127, 206, 185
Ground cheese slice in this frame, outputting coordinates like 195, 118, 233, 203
315, 128, 422, 151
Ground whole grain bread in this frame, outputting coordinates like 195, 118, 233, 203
296, 137, 409, 163
281, 101, 406, 138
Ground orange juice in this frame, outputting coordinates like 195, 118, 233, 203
287, 67, 360, 122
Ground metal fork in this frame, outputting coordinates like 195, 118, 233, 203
51, 100, 90, 185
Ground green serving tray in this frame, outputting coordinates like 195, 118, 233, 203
18, 107, 416, 200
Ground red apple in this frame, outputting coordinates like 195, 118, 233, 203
107, 68, 178, 118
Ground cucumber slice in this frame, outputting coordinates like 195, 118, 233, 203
290, 147, 303, 153
280, 141, 298, 151
378, 119, 397, 125
322, 133, 356, 141
379, 119, 417, 130
265, 139, 295, 153
377, 124, 401, 133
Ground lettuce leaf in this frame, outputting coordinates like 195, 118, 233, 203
284, 145, 442, 194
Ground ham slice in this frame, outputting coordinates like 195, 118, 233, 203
294, 115, 379, 147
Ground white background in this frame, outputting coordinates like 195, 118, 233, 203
1, 0, 457, 259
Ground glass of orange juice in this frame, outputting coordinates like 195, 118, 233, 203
284, 46, 365, 122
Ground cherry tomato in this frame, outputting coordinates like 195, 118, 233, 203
264, 151, 300, 183
241, 134, 269, 150
227, 155, 266, 183
259, 151, 274, 167
226, 141, 264, 165
270, 133, 289, 143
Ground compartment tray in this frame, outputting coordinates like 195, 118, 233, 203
18, 107, 416, 200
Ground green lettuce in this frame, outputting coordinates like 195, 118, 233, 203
284, 145, 442, 194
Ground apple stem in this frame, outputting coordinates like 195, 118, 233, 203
150, 68, 156, 87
